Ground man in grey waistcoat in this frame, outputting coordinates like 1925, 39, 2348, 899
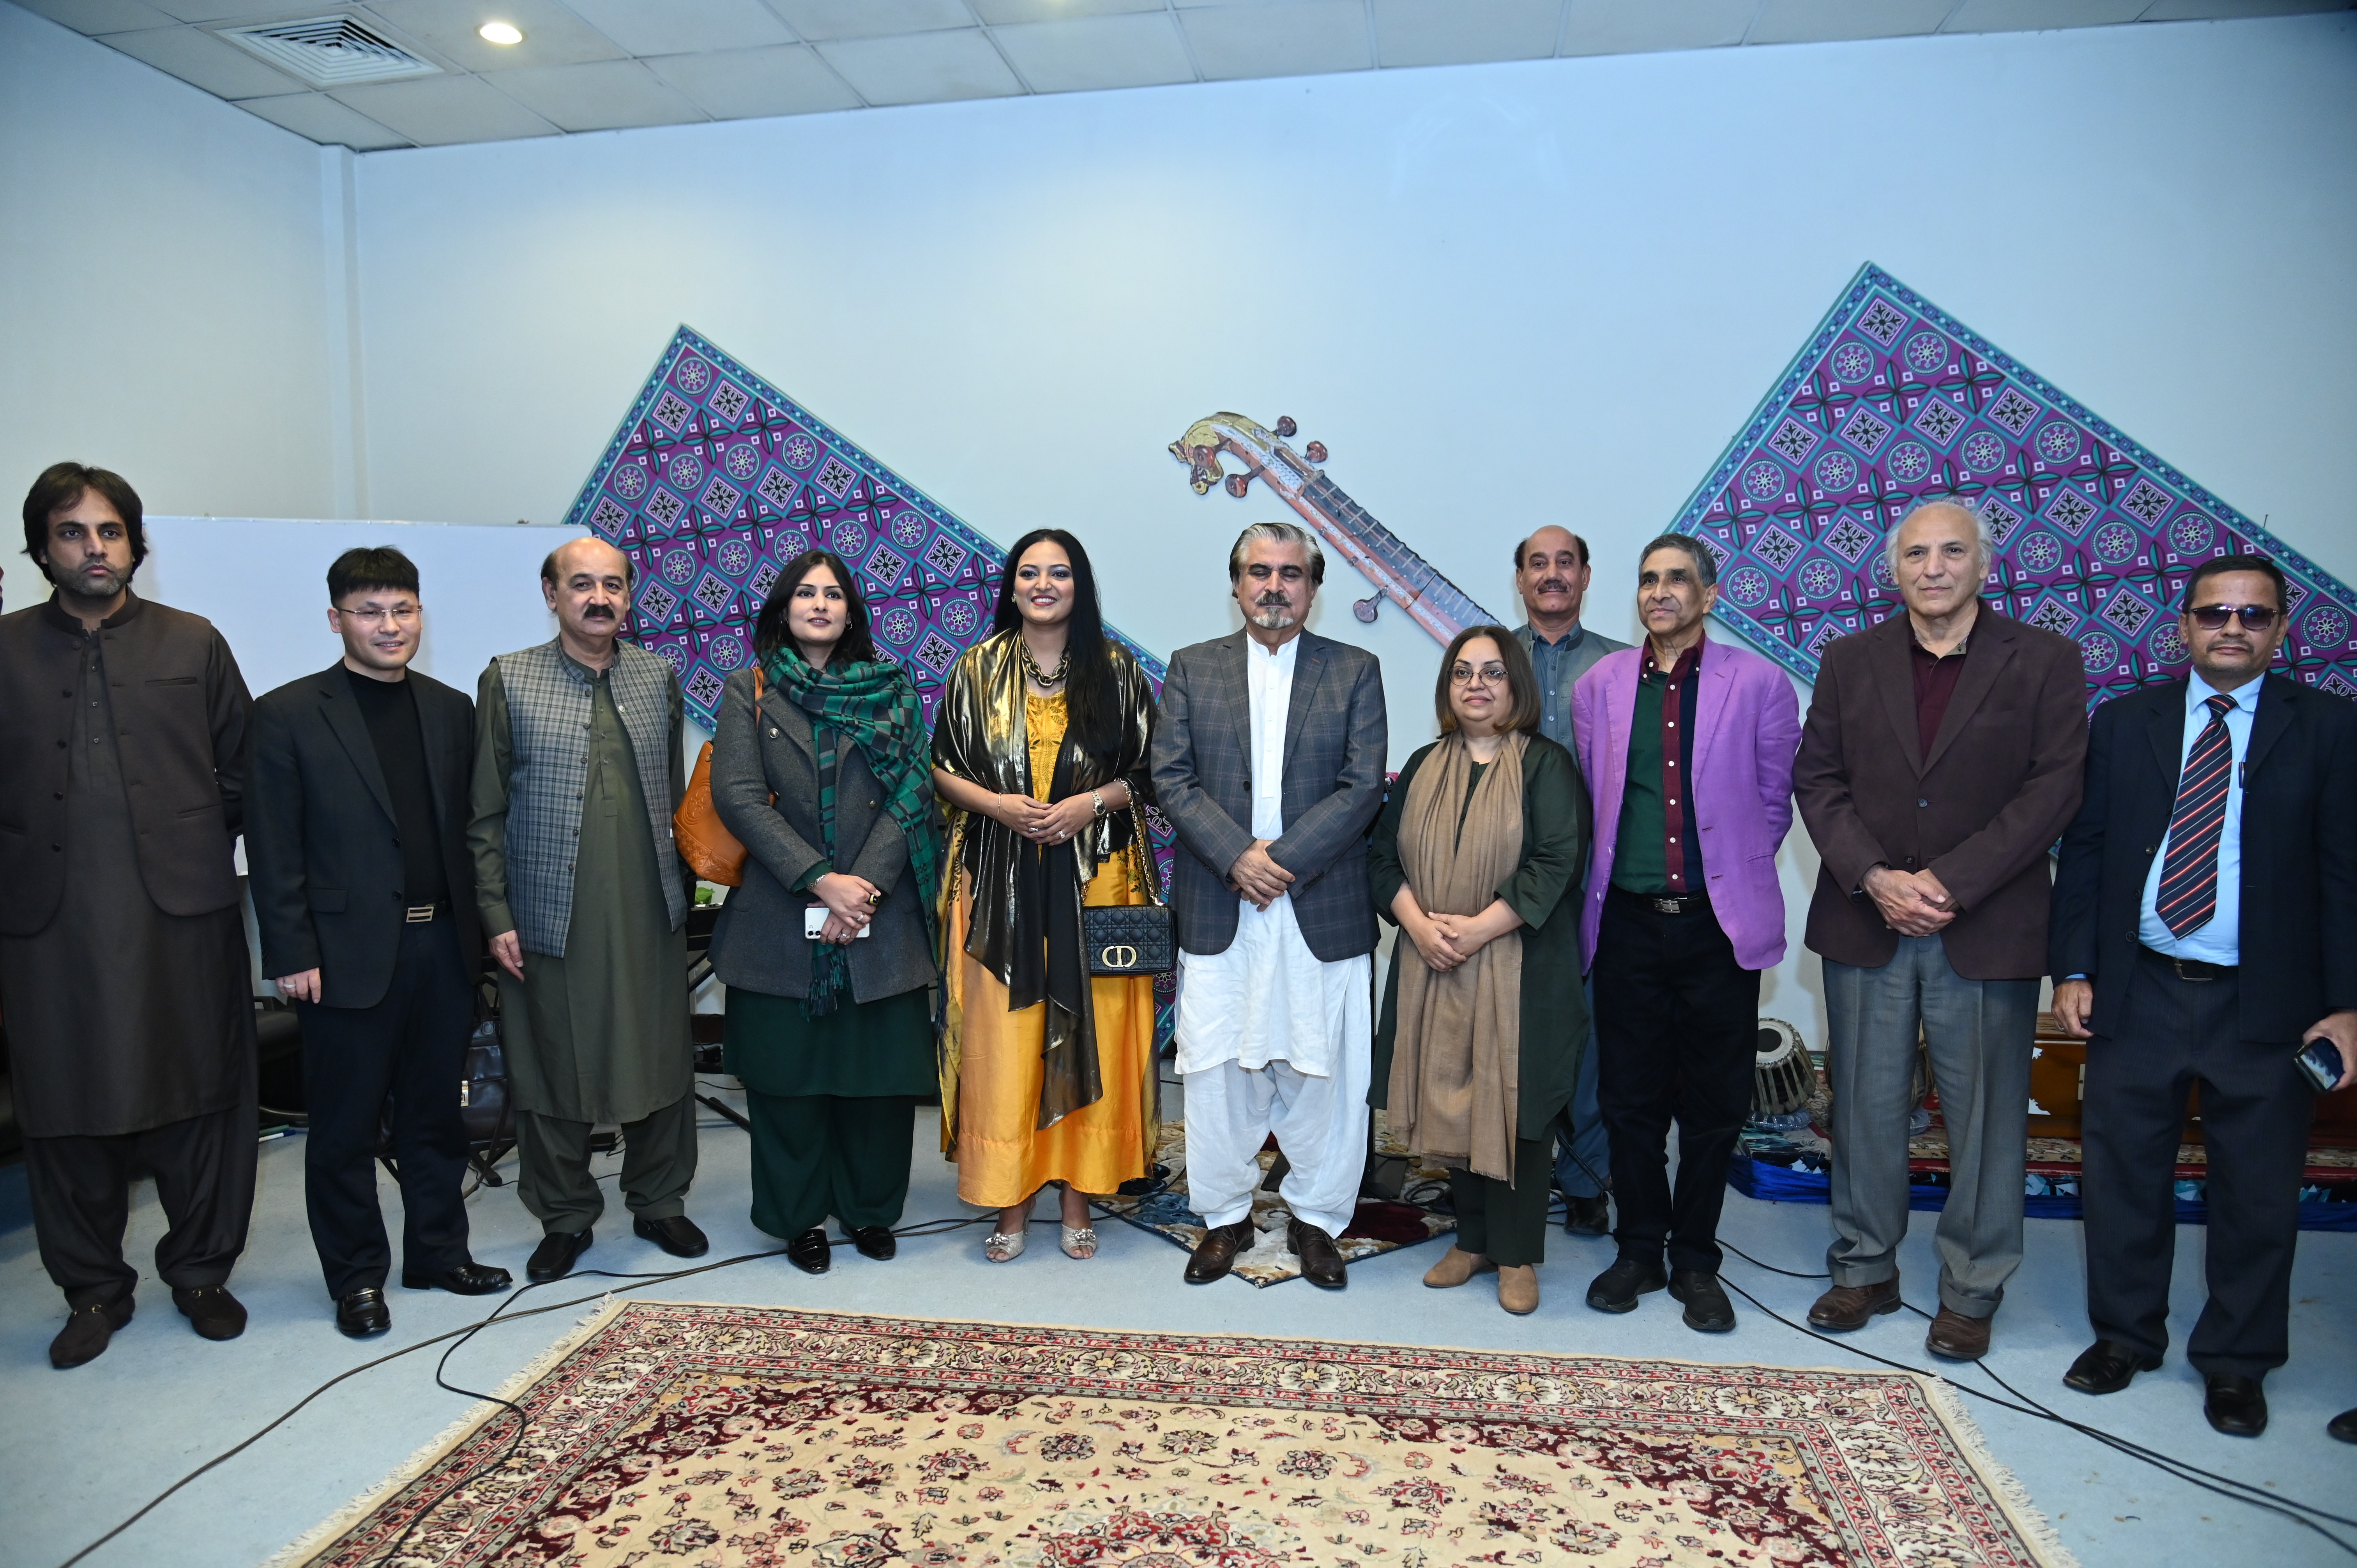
469, 536, 703, 1282
1509, 526, 1627, 1237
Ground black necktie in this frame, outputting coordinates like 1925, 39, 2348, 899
2153, 694, 2237, 938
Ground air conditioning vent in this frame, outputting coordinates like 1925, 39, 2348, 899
219, 15, 440, 87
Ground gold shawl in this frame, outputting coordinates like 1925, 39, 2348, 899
1385, 731, 1527, 1183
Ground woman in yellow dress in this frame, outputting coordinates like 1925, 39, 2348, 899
931, 530, 1160, 1262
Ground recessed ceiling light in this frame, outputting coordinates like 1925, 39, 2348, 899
478, 20, 523, 45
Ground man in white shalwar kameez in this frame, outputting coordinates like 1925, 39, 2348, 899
1150, 523, 1388, 1287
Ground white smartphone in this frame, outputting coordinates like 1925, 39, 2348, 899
806, 905, 872, 939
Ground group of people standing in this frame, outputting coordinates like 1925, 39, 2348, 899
3, 461, 2351, 1446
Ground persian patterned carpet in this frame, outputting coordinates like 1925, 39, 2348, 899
1094, 1118, 1457, 1287
276, 1303, 2071, 1568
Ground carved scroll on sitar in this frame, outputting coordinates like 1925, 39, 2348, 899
1170, 412, 1499, 646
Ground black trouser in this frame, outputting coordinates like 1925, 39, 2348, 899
24, 1100, 258, 1311
1594, 888, 1760, 1276
1449, 1134, 1554, 1268
2082, 950, 2312, 1380
746, 1093, 916, 1240
295, 915, 475, 1298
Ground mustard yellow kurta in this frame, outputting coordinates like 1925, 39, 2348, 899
947, 694, 1156, 1206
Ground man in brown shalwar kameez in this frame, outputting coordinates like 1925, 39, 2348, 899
0, 463, 258, 1369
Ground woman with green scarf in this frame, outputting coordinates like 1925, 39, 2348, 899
709, 549, 942, 1276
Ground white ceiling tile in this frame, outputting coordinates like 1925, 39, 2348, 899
2140, 0, 2351, 18
1181, 0, 1373, 80
1940, 0, 2148, 29
1560, 0, 1754, 55
972, 0, 1162, 22
815, 28, 1024, 103
101, 23, 312, 95
645, 43, 864, 116
991, 12, 1195, 92
489, 58, 708, 129
1748, 0, 1954, 45
236, 89, 413, 147
13, 0, 173, 34
146, 0, 280, 18
330, 73, 561, 142
770, 0, 977, 42
1374, 0, 1560, 67
364, 0, 625, 70
558, 0, 795, 56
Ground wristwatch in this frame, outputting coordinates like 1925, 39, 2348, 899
1090, 788, 1108, 819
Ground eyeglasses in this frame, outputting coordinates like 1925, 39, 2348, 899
340, 604, 420, 627
2187, 604, 2278, 631
1450, 664, 1509, 687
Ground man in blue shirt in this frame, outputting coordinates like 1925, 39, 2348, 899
2051, 553, 2357, 1438
1509, 526, 1627, 1236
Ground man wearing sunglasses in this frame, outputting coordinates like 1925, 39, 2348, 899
2052, 553, 2357, 1438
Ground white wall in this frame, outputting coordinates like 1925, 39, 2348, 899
0, 2, 357, 528
337, 13, 2357, 1041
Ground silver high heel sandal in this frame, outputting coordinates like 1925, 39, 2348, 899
983, 1227, 1027, 1262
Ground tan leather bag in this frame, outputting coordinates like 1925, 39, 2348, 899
674, 666, 762, 887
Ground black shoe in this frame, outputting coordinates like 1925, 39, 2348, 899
786, 1227, 832, 1274
527, 1228, 594, 1282
1185, 1221, 1253, 1284
336, 1287, 392, 1338
49, 1297, 134, 1370
2064, 1339, 2162, 1395
850, 1225, 896, 1261
1586, 1256, 1668, 1314
1668, 1270, 1736, 1333
401, 1261, 513, 1295
171, 1284, 247, 1341
2329, 1407, 2357, 1444
1288, 1219, 1347, 1289
1562, 1194, 1610, 1236
2204, 1373, 2268, 1437
634, 1214, 710, 1259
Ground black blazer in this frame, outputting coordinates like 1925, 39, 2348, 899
2050, 673, 2357, 1043
246, 663, 482, 1009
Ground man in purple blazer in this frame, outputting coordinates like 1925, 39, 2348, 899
1571, 534, 1800, 1332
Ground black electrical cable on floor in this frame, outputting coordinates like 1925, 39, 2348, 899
50, 1212, 1000, 1568
1707, 1241, 2357, 1556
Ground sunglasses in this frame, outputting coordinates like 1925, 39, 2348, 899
2187, 604, 2279, 632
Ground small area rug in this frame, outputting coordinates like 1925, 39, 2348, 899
275, 1302, 2071, 1568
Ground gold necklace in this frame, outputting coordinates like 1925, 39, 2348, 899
1020, 639, 1069, 689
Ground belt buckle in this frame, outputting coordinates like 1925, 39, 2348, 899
405, 904, 435, 924
2171, 956, 2215, 983
1650, 896, 1682, 916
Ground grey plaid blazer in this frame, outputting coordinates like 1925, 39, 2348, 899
1149, 629, 1387, 962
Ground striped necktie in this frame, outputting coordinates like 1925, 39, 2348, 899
2153, 694, 2238, 938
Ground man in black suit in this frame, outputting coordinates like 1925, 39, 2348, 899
2051, 552, 2357, 1437
247, 547, 512, 1337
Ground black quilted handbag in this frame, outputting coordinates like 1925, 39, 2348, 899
1084, 903, 1175, 976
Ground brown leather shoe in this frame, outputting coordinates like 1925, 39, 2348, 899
1496, 1264, 1539, 1315
1185, 1221, 1253, 1284
1808, 1274, 1902, 1330
1288, 1219, 1347, 1289
1422, 1247, 1491, 1288
1925, 1307, 1991, 1361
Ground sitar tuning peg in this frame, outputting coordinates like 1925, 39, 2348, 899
1224, 472, 1252, 499
1303, 441, 1328, 464
1273, 416, 1298, 438
1353, 593, 1382, 623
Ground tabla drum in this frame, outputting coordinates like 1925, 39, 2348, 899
1752, 1018, 1816, 1123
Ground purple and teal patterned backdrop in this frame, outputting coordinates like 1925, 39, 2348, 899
1677, 264, 2357, 707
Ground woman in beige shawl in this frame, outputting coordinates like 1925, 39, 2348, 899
1368, 627, 1588, 1314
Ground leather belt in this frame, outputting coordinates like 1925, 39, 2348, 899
405, 902, 447, 924
2140, 945, 2235, 983
1613, 886, 1709, 917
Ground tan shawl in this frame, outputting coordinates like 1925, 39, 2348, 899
1386, 731, 1527, 1182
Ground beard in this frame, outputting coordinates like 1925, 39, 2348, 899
1249, 592, 1297, 631
52, 560, 128, 600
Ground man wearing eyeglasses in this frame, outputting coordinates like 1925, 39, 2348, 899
1570, 533, 1799, 1332
247, 548, 513, 1338
1793, 498, 2087, 1363
2051, 553, 2357, 1438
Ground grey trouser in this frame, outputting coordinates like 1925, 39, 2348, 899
514, 1097, 699, 1235
1822, 936, 2037, 1317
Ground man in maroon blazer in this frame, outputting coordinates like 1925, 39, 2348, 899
1793, 497, 2087, 1361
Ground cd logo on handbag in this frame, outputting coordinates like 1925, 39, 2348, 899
1099, 944, 1138, 969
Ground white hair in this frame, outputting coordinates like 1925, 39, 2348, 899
1883, 496, 1995, 581
1227, 521, 1325, 586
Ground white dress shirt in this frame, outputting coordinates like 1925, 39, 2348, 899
1247, 632, 1296, 839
